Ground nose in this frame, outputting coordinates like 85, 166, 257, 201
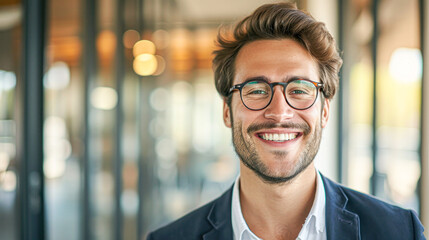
264, 86, 294, 121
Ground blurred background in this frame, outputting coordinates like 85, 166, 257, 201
0, 0, 428, 239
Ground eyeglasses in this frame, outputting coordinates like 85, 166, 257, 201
228, 78, 324, 111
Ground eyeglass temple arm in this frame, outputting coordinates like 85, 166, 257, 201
228, 84, 241, 94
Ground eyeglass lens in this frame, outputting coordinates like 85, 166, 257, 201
240, 80, 318, 110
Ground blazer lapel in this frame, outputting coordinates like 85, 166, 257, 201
203, 186, 234, 240
322, 175, 361, 240
201, 176, 361, 240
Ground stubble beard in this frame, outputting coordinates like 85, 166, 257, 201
231, 113, 323, 185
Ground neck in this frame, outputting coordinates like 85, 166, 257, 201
239, 163, 317, 240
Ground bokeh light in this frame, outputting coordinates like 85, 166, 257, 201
96, 30, 117, 62
0, 70, 17, 91
43, 116, 72, 179
153, 55, 166, 76
1, 170, 17, 191
150, 87, 169, 111
44, 62, 70, 90
133, 54, 158, 76
91, 87, 118, 110
123, 29, 140, 49
0, 152, 9, 172
389, 48, 422, 83
44, 157, 67, 179
133, 40, 156, 57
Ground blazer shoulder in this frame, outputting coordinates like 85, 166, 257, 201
332, 180, 425, 239
339, 184, 411, 218
147, 202, 214, 240
147, 187, 233, 240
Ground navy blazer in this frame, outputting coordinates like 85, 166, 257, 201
147, 175, 425, 240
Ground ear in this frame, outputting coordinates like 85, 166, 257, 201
223, 99, 232, 128
321, 98, 330, 128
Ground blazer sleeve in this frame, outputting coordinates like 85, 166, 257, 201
410, 210, 426, 240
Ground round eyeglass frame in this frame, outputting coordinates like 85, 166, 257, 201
228, 78, 324, 111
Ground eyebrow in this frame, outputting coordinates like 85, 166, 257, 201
243, 76, 269, 83
242, 75, 312, 83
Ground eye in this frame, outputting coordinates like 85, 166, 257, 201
287, 80, 315, 97
290, 89, 309, 95
242, 81, 270, 97
249, 89, 268, 95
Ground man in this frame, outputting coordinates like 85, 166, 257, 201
148, 2, 425, 240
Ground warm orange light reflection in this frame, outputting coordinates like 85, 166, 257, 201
170, 29, 194, 73
133, 54, 158, 76
47, 36, 82, 66
96, 30, 117, 64
195, 28, 217, 69
133, 40, 156, 57
123, 29, 140, 49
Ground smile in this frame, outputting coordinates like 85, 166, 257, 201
258, 133, 298, 142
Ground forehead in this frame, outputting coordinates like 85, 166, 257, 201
234, 39, 319, 84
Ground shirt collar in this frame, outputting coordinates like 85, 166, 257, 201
231, 170, 326, 240
304, 170, 326, 233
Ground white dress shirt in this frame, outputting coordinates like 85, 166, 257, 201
231, 171, 327, 240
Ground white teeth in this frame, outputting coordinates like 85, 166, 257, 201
260, 133, 297, 142
273, 134, 279, 141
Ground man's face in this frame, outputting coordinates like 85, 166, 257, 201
223, 39, 330, 184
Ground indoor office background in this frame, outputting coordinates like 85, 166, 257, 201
0, 0, 428, 239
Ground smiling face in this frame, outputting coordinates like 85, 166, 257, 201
223, 39, 330, 184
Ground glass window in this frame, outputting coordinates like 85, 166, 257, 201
44, 0, 83, 239
375, 0, 421, 211
344, 0, 421, 213
7, 0, 426, 239
0, 1, 21, 240
344, 0, 375, 194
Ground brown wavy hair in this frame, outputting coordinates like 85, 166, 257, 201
213, 2, 343, 105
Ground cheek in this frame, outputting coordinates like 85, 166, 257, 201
231, 105, 261, 133
300, 106, 324, 130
